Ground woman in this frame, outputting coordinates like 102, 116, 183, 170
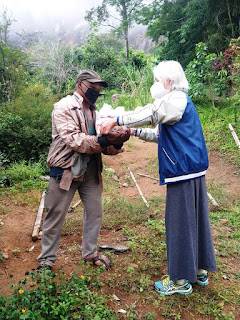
100, 60, 217, 295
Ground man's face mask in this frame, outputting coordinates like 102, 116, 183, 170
81, 82, 100, 105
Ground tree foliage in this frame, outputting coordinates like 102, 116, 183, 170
85, 0, 144, 60
26, 36, 82, 94
0, 9, 29, 103
0, 84, 54, 162
137, 0, 240, 66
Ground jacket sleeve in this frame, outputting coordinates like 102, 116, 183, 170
117, 91, 187, 128
53, 105, 102, 154
134, 126, 159, 143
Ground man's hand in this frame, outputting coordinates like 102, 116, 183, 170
97, 129, 130, 149
100, 117, 118, 134
106, 129, 130, 145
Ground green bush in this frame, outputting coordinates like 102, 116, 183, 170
0, 42, 30, 104
5, 161, 44, 185
0, 152, 10, 187
127, 48, 148, 69
0, 270, 116, 320
0, 83, 54, 162
80, 34, 126, 89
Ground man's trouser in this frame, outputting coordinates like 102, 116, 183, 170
38, 163, 102, 267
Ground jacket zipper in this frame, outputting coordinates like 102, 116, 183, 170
162, 148, 176, 165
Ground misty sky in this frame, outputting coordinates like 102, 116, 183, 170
1, 0, 102, 32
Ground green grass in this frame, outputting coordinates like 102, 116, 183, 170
197, 103, 240, 168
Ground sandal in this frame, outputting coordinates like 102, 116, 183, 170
86, 254, 111, 270
99, 244, 129, 254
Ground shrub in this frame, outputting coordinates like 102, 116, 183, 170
128, 48, 148, 69
0, 83, 54, 162
80, 34, 126, 89
5, 161, 44, 185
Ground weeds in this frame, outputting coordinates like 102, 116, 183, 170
0, 270, 116, 320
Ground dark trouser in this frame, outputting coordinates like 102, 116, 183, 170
165, 176, 217, 283
38, 162, 102, 267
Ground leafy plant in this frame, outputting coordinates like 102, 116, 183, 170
0, 251, 4, 265
0, 152, 9, 187
12, 248, 20, 256
0, 83, 54, 162
5, 161, 44, 186
0, 270, 116, 320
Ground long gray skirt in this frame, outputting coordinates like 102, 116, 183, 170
165, 176, 217, 283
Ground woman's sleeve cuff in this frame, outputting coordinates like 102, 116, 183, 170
117, 116, 123, 126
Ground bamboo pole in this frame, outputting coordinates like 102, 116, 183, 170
229, 123, 240, 151
137, 172, 219, 207
137, 173, 159, 181
207, 192, 219, 207
128, 167, 150, 208
32, 191, 46, 241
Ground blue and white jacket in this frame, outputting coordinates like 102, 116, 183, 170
117, 90, 208, 185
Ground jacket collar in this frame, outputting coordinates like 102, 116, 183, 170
73, 91, 97, 111
73, 91, 84, 108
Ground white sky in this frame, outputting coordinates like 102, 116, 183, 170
1, 0, 99, 17
0, 0, 101, 32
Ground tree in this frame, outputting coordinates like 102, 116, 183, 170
137, 0, 240, 66
26, 36, 80, 94
79, 32, 125, 88
85, 0, 144, 60
0, 8, 15, 44
0, 9, 29, 103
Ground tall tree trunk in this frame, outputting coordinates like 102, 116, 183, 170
121, 2, 129, 60
226, 0, 235, 38
125, 27, 129, 60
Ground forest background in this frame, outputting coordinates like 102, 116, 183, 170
0, 0, 240, 319
0, 0, 239, 172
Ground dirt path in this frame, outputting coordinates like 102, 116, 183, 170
0, 138, 239, 297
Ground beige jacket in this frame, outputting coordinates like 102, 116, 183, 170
47, 91, 121, 190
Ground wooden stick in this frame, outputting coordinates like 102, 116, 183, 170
32, 191, 46, 241
39, 175, 50, 181
207, 192, 219, 207
229, 123, 240, 151
68, 200, 81, 212
137, 172, 219, 207
128, 167, 150, 208
137, 173, 159, 181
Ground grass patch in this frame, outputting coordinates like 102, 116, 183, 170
198, 104, 240, 167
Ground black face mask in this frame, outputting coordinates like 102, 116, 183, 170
81, 82, 100, 105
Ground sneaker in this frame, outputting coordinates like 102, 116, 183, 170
196, 271, 209, 286
154, 276, 193, 295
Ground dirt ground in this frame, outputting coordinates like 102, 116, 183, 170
0, 137, 240, 317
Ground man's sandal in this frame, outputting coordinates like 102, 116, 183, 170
85, 254, 111, 270
99, 244, 129, 254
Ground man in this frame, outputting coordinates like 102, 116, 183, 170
37, 69, 130, 270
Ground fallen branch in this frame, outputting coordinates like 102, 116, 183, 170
68, 200, 81, 213
137, 173, 159, 181
207, 192, 219, 207
229, 123, 240, 151
128, 167, 150, 208
32, 191, 46, 241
